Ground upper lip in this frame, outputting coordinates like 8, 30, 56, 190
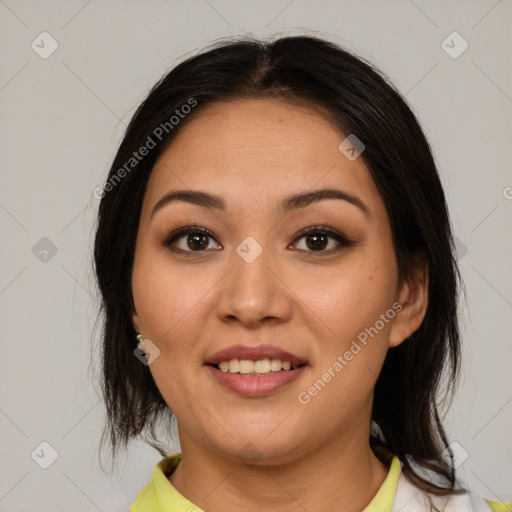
204, 344, 307, 366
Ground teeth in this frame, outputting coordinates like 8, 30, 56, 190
254, 359, 270, 373
270, 358, 282, 371
218, 361, 230, 372
239, 360, 254, 374
215, 358, 300, 374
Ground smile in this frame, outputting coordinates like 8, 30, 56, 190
206, 361, 307, 397
204, 344, 308, 396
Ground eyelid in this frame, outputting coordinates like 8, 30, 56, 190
291, 225, 352, 245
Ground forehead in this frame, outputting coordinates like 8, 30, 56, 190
144, 98, 382, 215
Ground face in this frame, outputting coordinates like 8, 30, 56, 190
131, 98, 419, 465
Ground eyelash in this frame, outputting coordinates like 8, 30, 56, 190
162, 223, 353, 256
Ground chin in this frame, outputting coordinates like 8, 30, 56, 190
207, 429, 308, 467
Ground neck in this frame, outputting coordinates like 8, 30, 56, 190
169, 428, 390, 512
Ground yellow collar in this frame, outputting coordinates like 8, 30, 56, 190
130, 452, 402, 511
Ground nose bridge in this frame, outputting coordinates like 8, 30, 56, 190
216, 233, 290, 325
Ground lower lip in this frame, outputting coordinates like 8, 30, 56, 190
206, 365, 306, 397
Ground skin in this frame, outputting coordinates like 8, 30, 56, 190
131, 98, 428, 512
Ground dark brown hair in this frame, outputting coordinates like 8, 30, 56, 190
93, 35, 464, 496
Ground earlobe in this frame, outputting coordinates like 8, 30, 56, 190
131, 312, 141, 334
389, 257, 429, 348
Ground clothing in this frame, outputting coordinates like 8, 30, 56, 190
129, 452, 511, 512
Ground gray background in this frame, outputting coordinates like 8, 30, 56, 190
1, 0, 511, 510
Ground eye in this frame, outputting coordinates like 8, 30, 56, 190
163, 225, 221, 254
162, 224, 353, 256
290, 225, 352, 255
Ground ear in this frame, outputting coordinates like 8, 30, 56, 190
389, 253, 429, 348
131, 309, 141, 334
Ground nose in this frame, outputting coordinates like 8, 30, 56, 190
215, 239, 292, 328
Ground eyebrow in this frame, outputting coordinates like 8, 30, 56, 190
150, 187, 370, 219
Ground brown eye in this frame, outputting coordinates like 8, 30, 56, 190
291, 226, 352, 255
183, 233, 210, 251
163, 224, 352, 256
303, 233, 330, 251
163, 226, 221, 253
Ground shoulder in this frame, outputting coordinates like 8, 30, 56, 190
391, 469, 511, 512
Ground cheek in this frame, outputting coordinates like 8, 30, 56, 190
293, 257, 396, 342
300, 254, 397, 409
132, 253, 209, 411
131, 248, 209, 350
296, 270, 395, 420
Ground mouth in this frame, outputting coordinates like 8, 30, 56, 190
204, 345, 308, 397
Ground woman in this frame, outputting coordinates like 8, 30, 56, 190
93, 35, 511, 511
